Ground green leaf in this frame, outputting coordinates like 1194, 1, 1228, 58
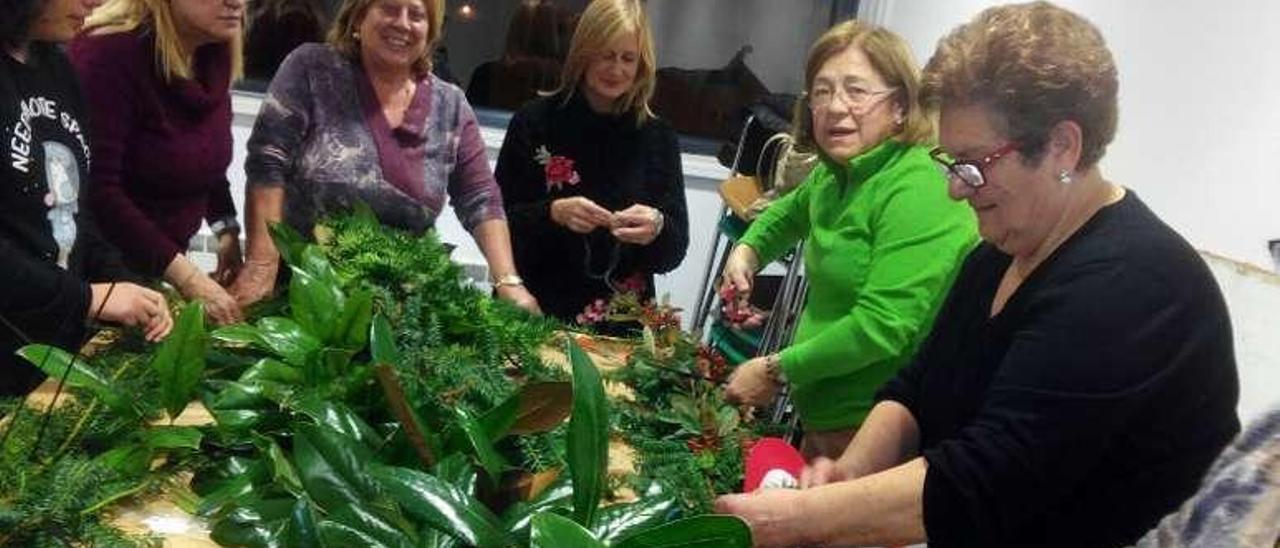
211, 323, 267, 347
290, 266, 345, 343
368, 464, 512, 548
209, 497, 296, 548
369, 314, 398, 366
479, 389, 520, 441
451, 406, 508, 485
240, 357, 303, 385
150, 301, 208, 420
143, 425, 203, 451
335, 288, 374, 351
282, 498, 322, 548
715, 406, 740, 437
612, 515, 753, 548
318, 520, 392, 548
591, 485, 678, 544
94, 444, 151, 476
257, 317, 321, 367
432, 454, 478, 497
290, 396, 380, 448
293, 423, 380, 511
268, 221, 308, 269
529, 512, 605, 548
326, 504, 415, 548
17, 344, 133, 416
254, 433, 304, 496
502, 473, 573, 539
566, 338, 608, 528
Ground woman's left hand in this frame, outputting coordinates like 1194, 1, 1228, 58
715, 488, 814, 547
496, 284, 542, 315
724, 355, 781, 406
611, 204, 663, 245
213, 232, 243, 286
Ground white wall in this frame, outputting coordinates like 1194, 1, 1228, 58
860, 0, 1280, 421
861, 0, 1280, 270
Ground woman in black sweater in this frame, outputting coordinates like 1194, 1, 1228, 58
1, 0, 172, 397
494, 0, 687, 324
716, 4, 1239, 547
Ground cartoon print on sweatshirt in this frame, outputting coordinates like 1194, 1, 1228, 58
43, 141, 79, 268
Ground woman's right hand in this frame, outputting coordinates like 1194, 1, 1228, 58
550, 197, 614, 233
228, 257, 279, 308
721, 244, 760, 300
179, 272, 244, 326
89, 282, 173, 342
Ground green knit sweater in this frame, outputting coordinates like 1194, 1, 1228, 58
739, 140, 977, 431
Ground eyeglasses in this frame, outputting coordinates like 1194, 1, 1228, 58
930, 142, 1020, 188
807, 81, 897, 113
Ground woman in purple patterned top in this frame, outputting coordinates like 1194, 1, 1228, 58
230, 0, 539, 314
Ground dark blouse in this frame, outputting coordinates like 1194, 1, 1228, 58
1, 44, 134, 396
878, 192, 1240, 547
495, 93, 689, 322
69, 28, 236, 277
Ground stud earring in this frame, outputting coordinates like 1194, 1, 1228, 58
1058, 169, 1072, 184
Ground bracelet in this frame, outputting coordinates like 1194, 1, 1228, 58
210, 216, 241, 238
652, 208, 665, 235
764, 354, 786, 384
492, 273, 524, 288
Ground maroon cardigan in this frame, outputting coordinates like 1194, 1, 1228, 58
69, 28, 236, 278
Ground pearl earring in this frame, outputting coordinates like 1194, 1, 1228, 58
1058, 169, 1072, 184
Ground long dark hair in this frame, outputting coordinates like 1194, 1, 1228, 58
0, 0, 46, 49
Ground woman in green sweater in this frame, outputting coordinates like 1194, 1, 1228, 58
722, 20, 976, 458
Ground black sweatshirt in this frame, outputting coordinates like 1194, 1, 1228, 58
0, 44, 133, 396
494, 92, 689, 322
878, 191, 1240, 547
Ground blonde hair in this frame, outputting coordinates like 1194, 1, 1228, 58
550, 0, 657, 126
923, 1, 1118, 169
793, 19, 933, 157
87, 0, 244, 82
328, 0, 444, 79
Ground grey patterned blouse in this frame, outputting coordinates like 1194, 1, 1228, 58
246, 44, 505, 235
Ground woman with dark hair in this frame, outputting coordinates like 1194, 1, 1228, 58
1, 0, 173, 397
230, 0, 540, 314
717, 4, 1239, 546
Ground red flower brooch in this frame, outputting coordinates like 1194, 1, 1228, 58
535, 145, 580, 191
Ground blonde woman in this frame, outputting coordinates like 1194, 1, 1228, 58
494, 0, 689, 324
230, 0, 540, 315
69, 0, 246, 325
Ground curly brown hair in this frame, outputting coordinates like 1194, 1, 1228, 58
922, 1, 1118, 169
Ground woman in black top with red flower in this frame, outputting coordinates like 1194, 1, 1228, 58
495, 0, 687, 324
1, 0, 172, 397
